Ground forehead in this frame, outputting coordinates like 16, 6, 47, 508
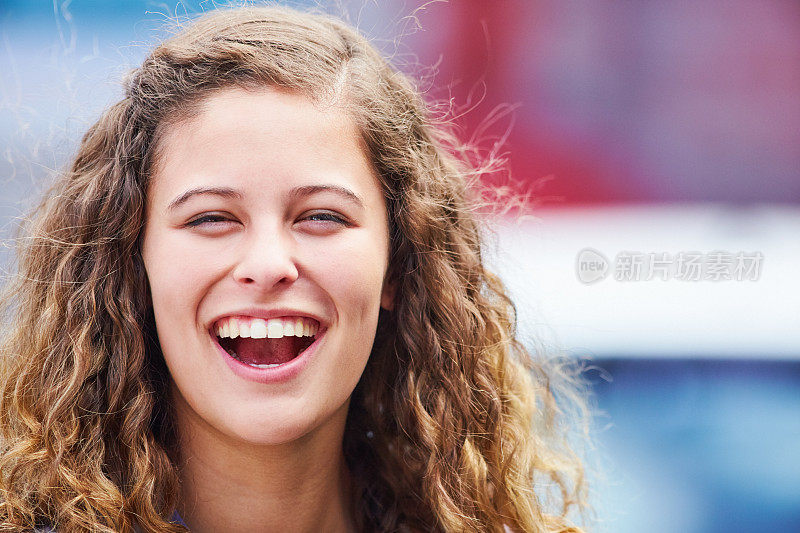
148, 87, 381, 205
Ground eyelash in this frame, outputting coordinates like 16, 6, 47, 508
186, 214, 230, 227
185, 212, 349, 227
303, 212, 348, 225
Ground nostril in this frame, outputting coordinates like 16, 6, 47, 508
231, 240, 300, 288
233, 270, 298, 287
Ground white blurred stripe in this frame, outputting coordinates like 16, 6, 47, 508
489, 203, 800, 359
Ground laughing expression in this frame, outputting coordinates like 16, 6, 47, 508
141, 87, 393, 446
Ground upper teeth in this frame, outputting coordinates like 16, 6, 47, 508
216, 316, 319, 339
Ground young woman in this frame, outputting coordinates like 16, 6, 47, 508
0, 6, 588, 532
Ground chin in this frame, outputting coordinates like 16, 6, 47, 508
215, 401, 344, 447
231, 424, 310, 447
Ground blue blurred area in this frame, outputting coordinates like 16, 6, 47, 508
590, 359, 800, 532
2, 0, 149, 44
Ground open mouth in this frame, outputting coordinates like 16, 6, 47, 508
213, 316, 321, 369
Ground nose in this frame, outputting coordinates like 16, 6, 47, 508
231, 227, 299, 289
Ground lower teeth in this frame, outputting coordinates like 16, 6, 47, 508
227, 351, 284, 369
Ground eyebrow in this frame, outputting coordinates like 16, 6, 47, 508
166, 183, 366, 212
288, 184, 365, 210
166, 186, 244, 212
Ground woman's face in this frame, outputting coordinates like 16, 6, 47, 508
142, 87, 392, 446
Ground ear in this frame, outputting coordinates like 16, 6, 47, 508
380, 275, 395, 311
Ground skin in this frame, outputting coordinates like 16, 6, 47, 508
141, 87, 393, 532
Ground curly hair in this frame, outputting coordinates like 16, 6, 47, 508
0, 6, 588, 532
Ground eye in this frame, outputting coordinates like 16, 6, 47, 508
301, 211, 348, 225
185, 213, 235, 227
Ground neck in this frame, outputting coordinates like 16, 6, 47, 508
174, 401, 355, 533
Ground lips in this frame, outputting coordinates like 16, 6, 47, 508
211, 315, 322, 369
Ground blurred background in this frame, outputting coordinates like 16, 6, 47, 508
1, 1, 798, 531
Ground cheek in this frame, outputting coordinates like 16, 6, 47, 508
309, 231, 388, 314
143, 228, 225, 328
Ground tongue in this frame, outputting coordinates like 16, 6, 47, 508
231, 337, 307, 366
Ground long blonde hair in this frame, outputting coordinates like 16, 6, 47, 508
0, 6, 588, 532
